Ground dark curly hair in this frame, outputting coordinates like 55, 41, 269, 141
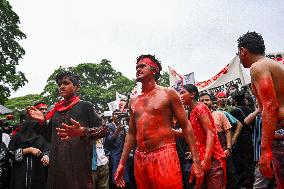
183, 84, 199, 101
55, 71, 80, 86
237, 31, 265, 54
136, 54, 162, 81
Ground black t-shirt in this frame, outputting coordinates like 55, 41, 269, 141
175, 123, 190, 164
230, 106, 253, 134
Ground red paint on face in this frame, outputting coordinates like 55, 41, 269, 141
178, 88, 191, 105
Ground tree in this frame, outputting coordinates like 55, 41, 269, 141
157, 71, 170, 87
0, 0, 27, 104
42, 60, 136, 110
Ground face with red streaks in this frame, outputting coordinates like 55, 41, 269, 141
136, 62, 156, 82
179, 87, 194, 105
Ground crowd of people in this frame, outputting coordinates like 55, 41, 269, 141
0, 31, 283, 189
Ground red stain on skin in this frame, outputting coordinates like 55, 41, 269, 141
254, 77, 279, 178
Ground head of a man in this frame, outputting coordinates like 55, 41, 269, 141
34, 102, 48, 115
179, 84, 199, 106
136, 54, 162, 82
55, 71, 80, 100
216, 91, 227, 107
231, 91, 246, 107
237, 31, 265, 68
199, 93, 212, 109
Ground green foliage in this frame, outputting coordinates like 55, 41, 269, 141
157, 71, 170, 87
0, 0, 27, 104
4, 94, 44, 120
42, 60, 136, 109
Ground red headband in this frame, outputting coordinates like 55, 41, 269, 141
138, 57, 160, 71
35, 103, 47, 109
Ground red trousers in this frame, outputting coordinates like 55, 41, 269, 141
134, 144, 183, 189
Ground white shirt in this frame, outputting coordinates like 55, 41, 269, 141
96, 139, 108, 166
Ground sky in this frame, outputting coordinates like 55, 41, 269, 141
8, 0, 284, 98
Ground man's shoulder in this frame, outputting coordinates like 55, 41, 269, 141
77, 100, 93, 107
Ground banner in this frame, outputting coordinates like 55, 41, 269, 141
195, 56, 250, 94
266, 52, 284, 64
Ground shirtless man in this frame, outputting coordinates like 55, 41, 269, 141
237, 31, 284, 183
114, 55, 203, 189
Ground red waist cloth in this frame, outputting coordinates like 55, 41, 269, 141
134, 144, 183, 189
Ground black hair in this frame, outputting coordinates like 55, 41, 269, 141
231, 91, 245, 106
55, 71, 80, 86
136, 54, 162, 81
199, 92, 212, 100
183, 84, 199, 101
237, 31, 265, 54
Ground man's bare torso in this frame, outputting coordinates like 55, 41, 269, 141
251, 58, 284, 120
130, 86, 175, 150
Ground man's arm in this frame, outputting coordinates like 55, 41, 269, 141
169, 89, 204, 187
251, 64, 279, 178
114, 101, 137, 188
220, 112, 232, 156
198, 114, 215, 172
232, 121, 243, 146
244, 108, 259, 126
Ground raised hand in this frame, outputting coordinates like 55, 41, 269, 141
56, 118, 85, 140
27, 106, 44, 122
189, 161, 204, 188
259, 150, 273, 178
114, 164, 126, 188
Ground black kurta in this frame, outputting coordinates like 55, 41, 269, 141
45, 101, 101, 189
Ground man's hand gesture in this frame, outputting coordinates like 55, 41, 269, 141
26, 106, 44, 122
56, 118, 85, 140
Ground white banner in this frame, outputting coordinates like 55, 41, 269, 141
266, 52, 284, 64
195, 56, 250, 93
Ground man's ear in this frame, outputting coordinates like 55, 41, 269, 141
76, 85, 80, 92
240, 47, 246, 56
190, 92, 195, 100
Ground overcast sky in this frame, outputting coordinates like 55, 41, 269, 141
9, 0, 284, 98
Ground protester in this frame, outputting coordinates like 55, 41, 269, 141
9, 112, 50, 189
105, 112, 130, 188
114, 55, 204, 189
0, 119, 11, 189
27, 71, 108, 189
237, 31, 284, 182
199, 92, 238, 189
179, 84, 226, 189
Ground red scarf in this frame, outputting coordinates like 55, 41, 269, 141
46, 96, 80, 120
